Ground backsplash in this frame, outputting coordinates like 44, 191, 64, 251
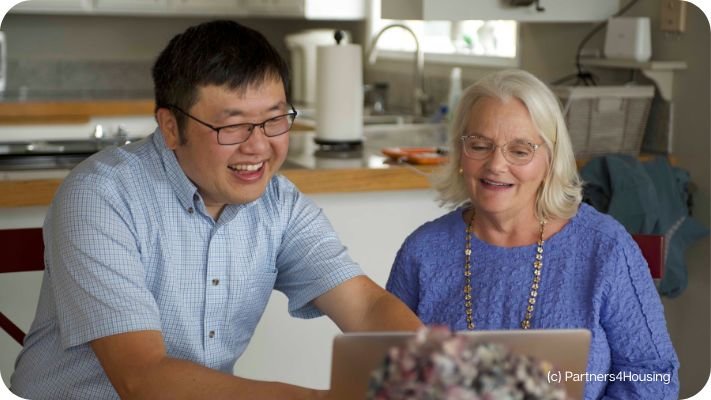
365, 69, 475, 118
6, 59, 153, 99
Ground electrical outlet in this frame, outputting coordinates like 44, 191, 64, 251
660, 0, 687, 33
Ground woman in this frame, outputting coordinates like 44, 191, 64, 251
386, 69, 679, 399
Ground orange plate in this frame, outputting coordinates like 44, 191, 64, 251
381, 147, 447, 165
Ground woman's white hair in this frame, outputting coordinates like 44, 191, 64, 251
432, 69, 582, 221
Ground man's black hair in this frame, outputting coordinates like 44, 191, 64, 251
152, 20, 290, 140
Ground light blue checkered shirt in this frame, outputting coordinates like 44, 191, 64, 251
11, 130, 363, 399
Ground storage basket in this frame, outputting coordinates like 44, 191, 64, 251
553, 85, 654, 159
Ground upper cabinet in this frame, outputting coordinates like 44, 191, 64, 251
93, 0, 169, 14
12, 0, 245, 16
171, 0, 244, 16
242, 0, 365, 19
11, 0, 92, 14
10, 0, 365, 19
381, 0, 621, 22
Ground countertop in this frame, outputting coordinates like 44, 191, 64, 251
0, 97, 155, 124
0, 126, 445, 207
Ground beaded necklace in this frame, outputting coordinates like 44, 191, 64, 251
463, 210, 546, 330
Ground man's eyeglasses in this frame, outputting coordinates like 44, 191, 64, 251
461, 135, 541, 166
168, 104, 298, 145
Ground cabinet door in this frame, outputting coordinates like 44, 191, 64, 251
242, 0, 304, 17
243, 0, 364, 19
10, 0, 92, 13
93, 0, 168, 13
382, 0, 619, 22
170, 0, 244, 16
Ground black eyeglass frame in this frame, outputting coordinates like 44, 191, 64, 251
167, 104, 298, 145
460, 135, 542, 166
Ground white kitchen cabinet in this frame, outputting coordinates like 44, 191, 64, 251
10, 0, 246, 16
170, 0, 244, 16
381, 0, 620, 22
93, 0, 168, 14
243, 0, 365, 20
10, 0, 362, 18
10, 0, 92, 14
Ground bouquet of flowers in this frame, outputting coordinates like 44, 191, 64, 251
367, 326, 567, 400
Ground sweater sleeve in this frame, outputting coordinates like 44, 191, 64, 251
599, 233, 680, 399
386, 237, 420, 313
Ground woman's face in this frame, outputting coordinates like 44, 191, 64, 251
460, 96, 549, 221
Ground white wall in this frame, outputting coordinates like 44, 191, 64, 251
233, 189, 444, 388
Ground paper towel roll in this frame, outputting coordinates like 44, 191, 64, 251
315, 43, 363, 144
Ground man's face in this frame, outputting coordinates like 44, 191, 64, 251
162, 80, 290, 217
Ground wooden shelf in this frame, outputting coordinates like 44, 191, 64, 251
580, 58, 687, 101
580, 58, 687, 70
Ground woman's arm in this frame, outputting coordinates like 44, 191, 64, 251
599, 236, 679, 399
385, 240, 420, 313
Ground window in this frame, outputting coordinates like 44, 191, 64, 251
369, 1, 519, 67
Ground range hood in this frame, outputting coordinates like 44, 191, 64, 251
381, 0, 621, 22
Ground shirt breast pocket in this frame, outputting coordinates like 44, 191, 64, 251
228, 271, 278, 336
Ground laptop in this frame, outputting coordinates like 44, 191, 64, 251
329, 329, 591, 400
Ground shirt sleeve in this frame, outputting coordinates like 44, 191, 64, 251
273, 183, 363, 318
46, 174, 162, 349
385, 237, 420, 313
599, 232, 680, 399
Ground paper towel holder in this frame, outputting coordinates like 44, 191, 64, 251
314, 29, 364, 151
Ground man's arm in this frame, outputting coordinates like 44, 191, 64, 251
91, 330, 325, 400
312, 275, 423, 332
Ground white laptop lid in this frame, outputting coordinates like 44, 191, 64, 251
330, 329, 591, 400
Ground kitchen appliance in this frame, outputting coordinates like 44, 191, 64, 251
285, 29, 347, 107
604, 17, 651, 62
0, 133, 138, 171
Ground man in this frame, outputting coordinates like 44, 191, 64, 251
11, 20, 421, 399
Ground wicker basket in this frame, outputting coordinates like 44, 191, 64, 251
553, 85, 654, 159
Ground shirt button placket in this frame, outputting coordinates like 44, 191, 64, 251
205, 225, 226, 354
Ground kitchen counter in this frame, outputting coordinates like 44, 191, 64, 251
0, 98, 155, 124
0, 127, 444, 207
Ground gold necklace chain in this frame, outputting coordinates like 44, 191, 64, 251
464, 210, 546, 330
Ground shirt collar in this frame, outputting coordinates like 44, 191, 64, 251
151, 128, 257, 222
152, 129, 200, 213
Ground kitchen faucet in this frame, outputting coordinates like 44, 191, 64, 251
366, 24, 428, 117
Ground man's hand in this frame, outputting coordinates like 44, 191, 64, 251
91, 330, 323, 399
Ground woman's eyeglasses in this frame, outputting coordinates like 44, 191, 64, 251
460, 135, 540, 165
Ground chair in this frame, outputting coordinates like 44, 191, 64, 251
0, 227, 44, 345
632, 234, 665, 280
